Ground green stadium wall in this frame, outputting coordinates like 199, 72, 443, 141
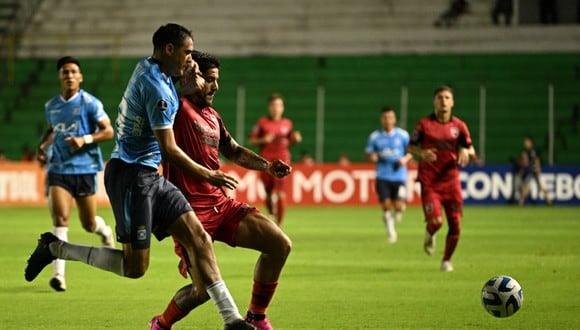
1, 54, 578, 165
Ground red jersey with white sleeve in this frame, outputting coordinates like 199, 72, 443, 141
410, 114, 472, 190
162, 98, 231, 207
250, 116, 294, 163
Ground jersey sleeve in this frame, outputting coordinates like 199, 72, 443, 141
458, 120, 473, 148
143, 78, 175, 131
217, 113, 232, 147
410, 120, 424, 146
402, 129, 411, 148
88, 96, 109, 124
249, 119, 262, 138
365, 131, 377, 154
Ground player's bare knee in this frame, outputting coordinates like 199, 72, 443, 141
123, 262, 148, 278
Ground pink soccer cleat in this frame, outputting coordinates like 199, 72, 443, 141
149, 315, 170, 330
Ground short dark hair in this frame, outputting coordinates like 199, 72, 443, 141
56, 56, 81, 71
152, 23, 192, 52
268, 93, 283, 104
433, 85, 454, 96
191, 50, 220, 73
380, 106, 395, 114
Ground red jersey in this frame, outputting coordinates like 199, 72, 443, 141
250, 116, 294, 163
410, 114, 472, 188
162, 98, 231, 207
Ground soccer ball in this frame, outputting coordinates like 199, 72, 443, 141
481, 275, 524, 317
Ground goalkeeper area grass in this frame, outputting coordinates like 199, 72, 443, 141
1, 205, 579, 329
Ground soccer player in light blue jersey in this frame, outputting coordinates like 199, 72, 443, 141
26, 24, 256, 330
35, 56, 115, 292
366, 106, 412, 243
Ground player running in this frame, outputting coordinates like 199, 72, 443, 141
36, 56, 115, 292
249, 94, 301, 226
518, 136, 552, 206
25, 24, 255, 330
407, 86, 476, 272
365, 106, 412, 243
152, 51, 292, 330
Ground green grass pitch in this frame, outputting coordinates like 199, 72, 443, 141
1, 205, 579, 329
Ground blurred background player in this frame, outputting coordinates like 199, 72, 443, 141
365, 106, 412, 243
26, 24, 254, 330
407, 86, 476, 272
158, 51, 292, 330
249, 94, 302, 226
518, 136, 553, 206
36, 56, 115, 291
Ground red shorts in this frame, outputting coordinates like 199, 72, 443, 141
174, 196, 258, 278
260, 171, 286, 193
421, 182, 463, 221
193, 197, 257, 247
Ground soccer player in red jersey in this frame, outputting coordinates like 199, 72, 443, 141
407, 86, 476, 272
249, 94, 302, 226
153, 51, 292, 330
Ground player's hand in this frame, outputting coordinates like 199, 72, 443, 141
458, 148, 471, 166
179, 60, 205, 96
206, 169, 238, 190
368, 152, 379, 163
267, 160, 292, 178
65, 136, 85, 151
291, 131, 302, 144
263, 133, 276, 143
421, 148, 437, 162
397, 156, 409, 166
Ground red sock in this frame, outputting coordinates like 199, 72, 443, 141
160, 299, 189, 328
443, 217, 461, 261
276, 197, 285, 226
248, 281, 278, 315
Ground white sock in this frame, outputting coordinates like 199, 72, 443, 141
384, 211, 395, 237
395, 211, 403, 223
53, 226, 68, 278
93, 216, 112, 238
206, 280, 242, 324
48, 241, 124, 276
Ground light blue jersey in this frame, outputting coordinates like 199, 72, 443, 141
366, 127, 410, 183
110, 57, 178, 169
44, 89, 108, 174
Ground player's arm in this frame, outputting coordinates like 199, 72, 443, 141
66, 117, 114, 151
407, 144, 437, 163
154, 128, 238, 189
397, 152, 414, 166
366, 151, 379, 163
220, 138, 291, 178
36, 126, 54, 165
458, 145, 476, 166
289, 130, 302, 147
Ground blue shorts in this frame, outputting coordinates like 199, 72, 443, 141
46, 172, 97, 198
104, 159, 193, 249
375, 179, 406, 202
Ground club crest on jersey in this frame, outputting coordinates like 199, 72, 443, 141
157, 99, 169, 112
450, 126, 459, 138
280, 127, 289, 136
72, 106, 80, 116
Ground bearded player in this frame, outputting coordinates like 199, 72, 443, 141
153, 51, 292, 330
249, 94, 301, 226
407, 86, 476, 272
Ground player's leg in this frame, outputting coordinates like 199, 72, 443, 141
534, 172, 553, 205
166, 211, 252, 329
375, 180, 395, 241
75, 174, 115, 248
518, 173, 531, 206
421, 186, 443, 256
47, 183, 73, 291
261, 172, 275, 216
272, 177, 287, 226
394, 182, 407, 223
235, 211, 292, 329
441, 194, 463, 272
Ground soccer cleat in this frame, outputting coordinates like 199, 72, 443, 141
49, 275, 66, 292
247, 318, 273, 330
101, 225, 115, 248
149, 315, 171, 330
440, 260, 454, 272
225, 319, 259, 330
423, 230, 435, 256
25, 232, 59, 282
387, 232, 398, 244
